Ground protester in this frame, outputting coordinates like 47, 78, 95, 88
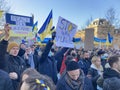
103, 55, 120, 90
56, 61, 93, 90
60, 49, 78, 75
0, 23, 26, 90
0, 69, 14, 90
24, 45, 39, 70
21, 68, 41, 82
38, 31, 58, 84
87, 56, 103, 90
78, 51, 91, 75
20, 73, 56, 90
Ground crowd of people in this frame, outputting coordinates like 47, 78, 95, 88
0, 23, 120, 90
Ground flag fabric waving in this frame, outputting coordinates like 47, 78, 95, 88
32, 21, 38, 32
38, 10, 53, 41
108, 32, 113, 43
0, 10, 3, 18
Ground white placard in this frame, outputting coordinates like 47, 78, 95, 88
55, 16, 77, 48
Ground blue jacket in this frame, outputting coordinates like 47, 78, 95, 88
0, 70, 14, 90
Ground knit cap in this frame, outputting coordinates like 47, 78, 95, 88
66, 61, 80, 71
7, 42, 19, 52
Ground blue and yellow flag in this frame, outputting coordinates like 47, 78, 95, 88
38, 10, 53, 41
32, 21, 38, 32
108, 32, 113, 43
0, 10, 3, 18
105, 32, 113, 46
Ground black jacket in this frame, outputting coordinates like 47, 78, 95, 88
78, 59, 91, 75
0, 70, 14, 90
38, 40, 58, 84
0, 40, 26, 90
55, 47, 68, 72
25, 54, 39, 70
0, 39, 8, 70
103, 68, 120, 90
88, 68, 101, 90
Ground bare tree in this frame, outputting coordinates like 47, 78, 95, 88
105, 7, 120, 29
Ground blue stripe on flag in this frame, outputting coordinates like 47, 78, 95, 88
38, 10, 52, 34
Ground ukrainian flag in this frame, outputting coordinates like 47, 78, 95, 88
32, 21, 38, 32
0, 10, 3, 18
106, 32, 113, 46
108, 32, 113, 43
38, 10, 53, 41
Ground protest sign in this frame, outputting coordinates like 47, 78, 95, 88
6, 13, 33, 37
84, 28, 94, 50
55, 16, 77, 48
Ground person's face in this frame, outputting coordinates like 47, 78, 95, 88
94, 58, 101, 67
26, 47, 32, 54
20, 82, 29, 90
67, 69, 80, 80
20, 44, 26, 50
9, 47, 19, 56
31, 46, 35, 52
84, 53, 90, 59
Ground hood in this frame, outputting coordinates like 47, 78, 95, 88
103, 68, 120, 79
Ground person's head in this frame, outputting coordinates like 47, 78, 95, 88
30, 45, 36, 52
91, 56, 101, 67
21, 68, 41, 82
70, 49, 77, 58
108, 55, 120, 72
7, 42, 19, 56
65, 55, 74, 66
83, 51, 90, 60
20, 43, 26, 50
25, 45, 32, 55
20, 75, 55, 90
66, 61, 80, 80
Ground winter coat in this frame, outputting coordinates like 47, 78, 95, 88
25, 54, 39, 70
87, 64, 103, 90
56, 70, 93, 90
0, 40, 8, 70
0, 70, 14, 90
0, 39, 26, 90
103, 68, 120, 90
55, 47, 68, 72
38, 40, 58, 84
78, 59, 91, 75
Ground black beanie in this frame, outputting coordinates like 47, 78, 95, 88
66, 61, 80, 71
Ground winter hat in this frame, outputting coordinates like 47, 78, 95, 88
66, 61, 80, 71
7, 42, 19, 52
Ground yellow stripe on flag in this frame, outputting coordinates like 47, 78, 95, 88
0, 10, 3, 18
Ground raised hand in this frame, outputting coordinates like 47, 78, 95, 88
4, 23, 11, 40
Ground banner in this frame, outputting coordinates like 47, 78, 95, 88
6, 13, 33, 37
55, 16, 77, 48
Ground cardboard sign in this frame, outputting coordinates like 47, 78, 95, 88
55, 16, 77, 48
6, 13, 33, 37
84, 28, 94, 50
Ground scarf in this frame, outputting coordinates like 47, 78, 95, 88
28, 54, 35, 68
65, 71, 85, 90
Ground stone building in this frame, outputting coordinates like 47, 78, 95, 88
75, 18, 120, 49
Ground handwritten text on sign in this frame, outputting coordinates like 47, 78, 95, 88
56, 16, 77, 48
